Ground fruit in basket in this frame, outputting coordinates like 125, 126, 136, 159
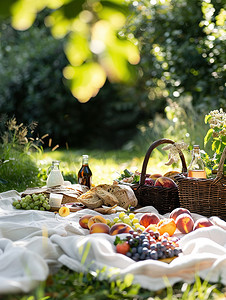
169, 207, 191, 221
109, 223, 132, 235
163, 171, 180, 179
90, 223, 110, 234
150, 174, 162, 180
154, 177, 177, 188
88, 215, 107, 229
145, 224, 159, 233
157, 218, 177, 236
193, 218, 214, 230
79, 214, 94, 229
139, 213, 160, 228
175, 213, 194, 234
144, 178, 155, 185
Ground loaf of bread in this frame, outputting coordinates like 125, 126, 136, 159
94, 186, 119, 206
97, 184, 138, 209
77, 189, 103, 209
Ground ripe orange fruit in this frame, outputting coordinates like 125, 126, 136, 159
157, 218, 176, 236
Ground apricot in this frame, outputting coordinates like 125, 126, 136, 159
88, 215, 107, 229
157, 218, 176, 236
90, 223, 110, 234
139, 213, 160, 228
170, 207, 191, 221
150, 174, 162, 180
59, 206, 70, 217
79, 214, 94, 229
154, 177, 177, 188
109, 223, 132, 235
193, 218, 214, 230
175, 213, 194, 234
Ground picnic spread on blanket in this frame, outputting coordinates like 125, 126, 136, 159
0, 139, 226, 295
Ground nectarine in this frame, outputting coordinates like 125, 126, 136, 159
90, 223, 110, 234
139, 213, 160, 228
193, 218, 214, 230
154, 177, 177, 188
175, 213, 194, 234
88, 215, 107, 229
79, 214, 94, 229
170, 207, 191, 221
109, 223, 132, 235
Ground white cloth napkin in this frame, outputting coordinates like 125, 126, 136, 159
0, 190, 226, 294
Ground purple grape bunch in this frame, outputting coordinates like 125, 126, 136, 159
125, 230, 182, 262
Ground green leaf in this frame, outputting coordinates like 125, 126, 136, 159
204, 114, 212, 124
61, 0, 84, 19
204, 128, 213, 146
212, 140, 220, 152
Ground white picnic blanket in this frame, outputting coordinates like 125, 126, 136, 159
0, 190, 226, 294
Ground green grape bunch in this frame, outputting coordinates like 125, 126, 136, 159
12, 193, 51, 211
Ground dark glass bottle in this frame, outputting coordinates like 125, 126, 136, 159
78, 155, 92, 188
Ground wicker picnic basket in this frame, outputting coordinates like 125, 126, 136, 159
176, 147, 226, 221
131, 138, 187, 215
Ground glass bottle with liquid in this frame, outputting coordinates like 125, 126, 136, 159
78, 155, 92, 189
188, 145, 207, 178
46, 160, 64, 188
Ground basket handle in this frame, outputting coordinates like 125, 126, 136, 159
139, 138, 187, 185
216, 146, 226, 178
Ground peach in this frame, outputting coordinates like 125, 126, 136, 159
79, 214, 94, 229
170, 207, 191, 221
139, 213, 160, 228
193, 218, 214, 230
109, 223, 132, 235
154, 176, 177, 188
175, 213, 194, 234
90, 223, 110, 234
87, 215, 107, 229
150, 174, 162, 180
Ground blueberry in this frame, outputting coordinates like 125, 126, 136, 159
137, 246, 143, 254
142, 242, 149, 248
132, 253, 140, 261
126, 252, 132, 258
150, 250, 158, 260
150, 244, 156, 251
131, 247, 137, 254
142, 247, 149, 254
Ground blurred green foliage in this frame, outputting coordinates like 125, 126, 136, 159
0, 14, 142, 149
0, 0, 225, 151
0, 0, 140, 103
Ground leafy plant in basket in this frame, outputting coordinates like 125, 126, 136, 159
203, 108, 226, 175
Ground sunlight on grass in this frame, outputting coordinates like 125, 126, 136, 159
37, 147, 185, 186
